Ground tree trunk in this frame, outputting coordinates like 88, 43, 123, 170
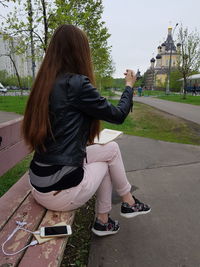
41, 0, 48, 52
9, 55, 23, 96
183, 76, 187, 99
27, 0, 36, 79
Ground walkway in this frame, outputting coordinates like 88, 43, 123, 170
0, 111, 22, 124
88, 135, 200, 267
89, 93, 200, 266
134, 96, 200, 125
112, 93, 200, 125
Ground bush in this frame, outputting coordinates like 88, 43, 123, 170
0, 70, 33, 88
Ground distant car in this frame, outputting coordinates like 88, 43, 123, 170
9, 85, 19, 90
0, 83, 7, 93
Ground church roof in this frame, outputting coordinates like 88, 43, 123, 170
156, 54, 162, 59
164, 32, 176, 51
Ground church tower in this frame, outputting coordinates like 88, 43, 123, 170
144, 27, 180, 89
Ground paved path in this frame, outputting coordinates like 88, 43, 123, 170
88, 135, 200, 267
134, 96, 200, 125
0, 111, 22, 123
111, 93, 200, 125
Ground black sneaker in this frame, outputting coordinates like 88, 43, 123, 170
120, 196, 151, 218
91, 217, 120, 236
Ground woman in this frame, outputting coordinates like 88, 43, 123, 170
23, 24, 150, 236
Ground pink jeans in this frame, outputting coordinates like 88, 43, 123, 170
31, 141, 131, 214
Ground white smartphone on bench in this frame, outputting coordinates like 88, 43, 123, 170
40, 224, 72, 238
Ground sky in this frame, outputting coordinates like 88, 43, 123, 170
0, 0, 200, 78
102, 0, 200, 77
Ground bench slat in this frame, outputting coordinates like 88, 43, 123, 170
0, 118, 76, 266
0, 140, 30, 177
0, 194, 46, 267
0, 117, 23, 151
0, 172, 30, 231
19, 210, 75, 267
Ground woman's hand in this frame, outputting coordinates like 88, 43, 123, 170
124, 69, 136, 88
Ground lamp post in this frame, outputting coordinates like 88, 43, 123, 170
166, 23, 178, 95
136, 69, 141, 81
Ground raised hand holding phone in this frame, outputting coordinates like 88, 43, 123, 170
124, 69, 136, 87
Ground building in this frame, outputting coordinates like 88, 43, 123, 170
144, 27, 181, 89
0, 34, 40, 78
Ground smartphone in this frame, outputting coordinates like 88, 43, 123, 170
40, 225, 72, 238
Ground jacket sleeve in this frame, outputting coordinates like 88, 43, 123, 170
71, 75, 133, 124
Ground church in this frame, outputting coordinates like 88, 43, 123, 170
144, 27, 181, 89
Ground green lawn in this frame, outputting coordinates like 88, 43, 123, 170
0, 154, 32, 197
1, 97, 200, 196
101, 90, 115, 97
103, 100, 200, 146
157, 95, 200, 105
0, 95, 28, 114
141, 90, 166, 96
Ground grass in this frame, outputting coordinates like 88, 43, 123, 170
1, 98, 199, 197
117, 89, 167, 97
61, 198, 95, 267
141, 89, 166, 96
0, 92, 115, 115
103, 100, 200, 146
0, 154, 32, 197
101, 89, 116, 97
1, 96, 200, 266
157, 95, 200, 105
0, 95, 28, 114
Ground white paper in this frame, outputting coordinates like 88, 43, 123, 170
94, 129, 123, 144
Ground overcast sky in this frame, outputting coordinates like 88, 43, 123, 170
1, 0, 199, 78
102, 0, 200, 77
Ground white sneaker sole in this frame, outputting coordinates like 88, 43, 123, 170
91, 227, 120, 236
120, 208, 151, 218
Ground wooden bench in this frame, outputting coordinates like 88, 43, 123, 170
0, 117, 75, 267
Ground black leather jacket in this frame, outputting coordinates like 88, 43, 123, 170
33, 74, 133, 166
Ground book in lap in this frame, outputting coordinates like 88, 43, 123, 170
94, 129, 123, 144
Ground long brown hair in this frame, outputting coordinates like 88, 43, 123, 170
22, 24, 100, 152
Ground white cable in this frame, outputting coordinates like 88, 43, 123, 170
18, 227, 40, 235
2, 240, 38, 256
15, 221, 40, 235
1, 221, 40, 256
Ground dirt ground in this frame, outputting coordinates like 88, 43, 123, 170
61, 198, 95, 267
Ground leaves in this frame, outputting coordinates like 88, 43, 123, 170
52, 0, 114, 85
177, 25, 200, 77
177, 25, 200, 97
1, 0, 114, 86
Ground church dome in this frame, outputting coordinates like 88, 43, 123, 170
177, 43, 181, 47
150, 58, 155, 63
156, 54, 162, 59
157, 45, 162, 49
161, 43, 166, 46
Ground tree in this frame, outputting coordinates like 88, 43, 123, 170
0, 0, 9, 7
0, 42, 23, 95
169, 70, 182, 92
27, 0, 36, 78
51, 0, 114, 89
1, 0, 114, 88
1, 0, 53, 78
112, 78, 124, 90
177, 26, 200, 98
